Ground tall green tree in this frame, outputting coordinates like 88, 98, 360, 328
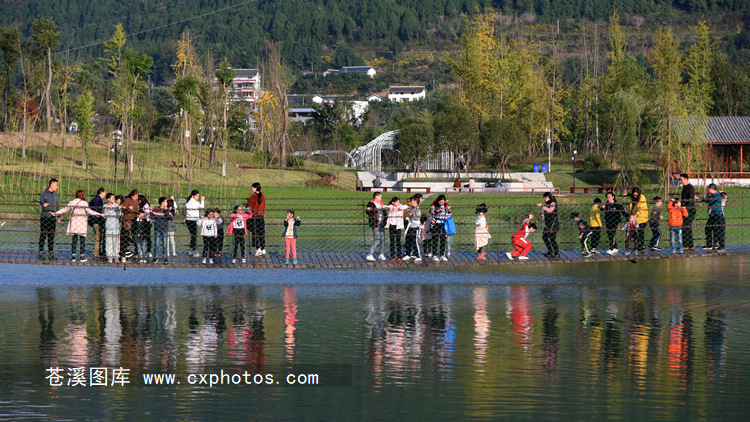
31, 18, 59, 133
0, 26, 20, 130
480, 117, 527, 177
684, 21, 715, 115
433, 104, 477, 174
74, 90, 94, 170
215, 59, 235, 176
396, 116, 434, 176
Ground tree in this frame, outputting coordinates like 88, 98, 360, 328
215, 59, 235, 176
74, 90, 94, 170
333, 43, 364, 68
684, 21, 715, 115
480, 117, 526, 177
171, 28, 202, 181
396, 117, 434, 175
31, 18, 60, 133
0, 26, 20, 130
612, 88, 645, 188
433, 105, 477, 174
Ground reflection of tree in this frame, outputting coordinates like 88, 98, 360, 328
624, 288, 649, 385
541, 293, 559, 378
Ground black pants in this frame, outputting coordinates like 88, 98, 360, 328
705, 214, 725, 248
543, 227, 558, 255
249, 217, 265, 250
71, 234, 86, 256
389, 227, 402, 258
648, 221, 661, 248
233, 232, 246, 258
216, 234, 224, 253
605, 224, 619, 250
203, 236, 217, 257
590, 227, 601, 250
404, 227, 420, 257
186, 220, 198, 251
683, 207, 696, 248
430, 223, 446, 256
39, 215, 56, 253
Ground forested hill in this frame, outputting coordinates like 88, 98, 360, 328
2, 0, 749, 83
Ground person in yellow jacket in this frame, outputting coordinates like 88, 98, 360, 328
589, 198, 603, 253
629, 187, 649, 252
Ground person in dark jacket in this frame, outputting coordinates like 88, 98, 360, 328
38, 178, 60, 260
675, 173, 696, 250
698, 183, 725, 251
131, 210, 151, 263
572, 212, 593, 257
365, 192, 386, 261
88, 187, 106, 260
150, 197, 173, 264
536, 192, 559, 258
601, 191, 629, 255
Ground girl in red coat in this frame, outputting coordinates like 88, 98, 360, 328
507, 214, 537, 260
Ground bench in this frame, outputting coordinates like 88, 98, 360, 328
361, 186, 431, 193
569, 186, 615, 194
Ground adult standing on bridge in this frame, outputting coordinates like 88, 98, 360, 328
121, 190, 140, 259
629, 187, 649, 252
602, 191, 628, 255
247, 182, 267, 257
675, 173, 696, 250
88, 188, 106, 260
52, 190, 104, 263
38, 178, 60, 261
698, 183, 726, 252
536, 192, 559, 259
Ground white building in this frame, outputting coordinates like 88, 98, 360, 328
388, 86, 426, 102
323, 66, 377, 78
223, 69, 261, 105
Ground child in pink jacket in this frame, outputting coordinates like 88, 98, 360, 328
226, 205, 252, 264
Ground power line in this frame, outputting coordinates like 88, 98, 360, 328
53, 0, 257, 56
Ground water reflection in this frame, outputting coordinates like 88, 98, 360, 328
17, 270, 749, 420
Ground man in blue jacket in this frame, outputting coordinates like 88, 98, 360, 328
699, 183, 725, 252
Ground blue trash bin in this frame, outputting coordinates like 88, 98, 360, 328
533, 163, 540, 173
541, 163, 548, 173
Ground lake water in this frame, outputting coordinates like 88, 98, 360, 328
1, 255, 749, 421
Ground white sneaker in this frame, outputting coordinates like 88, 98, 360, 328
378, 254, 387, 261
139, 259, 146, 263
121, 257, 127, 263
194, 252, 200, 258
232, 259, 237, 264
441, 255, 448, 261
209, 259, 214, 264
432, 256, 440, 262
255, 249, 262, 257
414, 257, 422, 263
242, 259, 247, 264
366, 255, 376, 261
202, 258, 207, 264
261, 249, 267, 255
518, 256, 529, 260
402, 256, 410, 261
506, 252, 513, 260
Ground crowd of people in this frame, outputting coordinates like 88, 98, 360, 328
36, 172, 729, 265
37, 179, 270, 265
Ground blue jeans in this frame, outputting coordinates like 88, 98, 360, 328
154, 230, 168, 258
670, 227, 683, 252
369, 227, 385, 256
135, 238, 148, 258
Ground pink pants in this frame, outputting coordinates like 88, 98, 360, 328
285, 237, 297, 260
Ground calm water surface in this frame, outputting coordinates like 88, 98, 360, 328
1, 256, 749, 421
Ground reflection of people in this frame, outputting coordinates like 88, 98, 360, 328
372, 176, 382, 188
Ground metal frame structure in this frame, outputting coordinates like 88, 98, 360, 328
349, 130, 454, 172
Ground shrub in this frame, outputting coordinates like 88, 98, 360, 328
582, 154, 606, 171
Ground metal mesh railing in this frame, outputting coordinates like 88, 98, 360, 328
1, 191, 748, 266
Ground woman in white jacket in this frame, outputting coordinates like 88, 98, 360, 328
53, 190, 104, 262
184, 190, 205, 256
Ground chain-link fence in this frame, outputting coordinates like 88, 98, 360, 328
1, 191, 748, 266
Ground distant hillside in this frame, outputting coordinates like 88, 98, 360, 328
1, 0, 748, 84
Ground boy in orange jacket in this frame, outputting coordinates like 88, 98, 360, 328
667, 198, 688, 253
